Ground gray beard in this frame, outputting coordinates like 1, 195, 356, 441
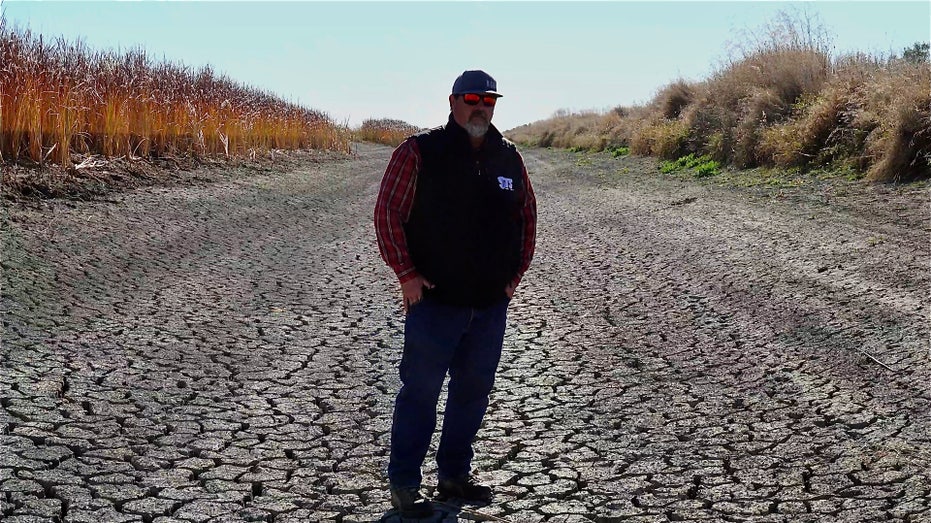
464, 120, 489, 138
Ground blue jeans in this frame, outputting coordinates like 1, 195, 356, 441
387, 295, 509, 488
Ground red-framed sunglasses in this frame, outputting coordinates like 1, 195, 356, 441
460, 93, 498, 107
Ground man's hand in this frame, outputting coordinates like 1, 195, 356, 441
505, 280, 518, 299
401, 275, 435, 313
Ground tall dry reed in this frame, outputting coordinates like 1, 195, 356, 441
0, 23, 350, 168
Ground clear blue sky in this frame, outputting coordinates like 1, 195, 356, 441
3, 1, 928, 131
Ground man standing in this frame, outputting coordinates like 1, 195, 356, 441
374, 70, 537, 517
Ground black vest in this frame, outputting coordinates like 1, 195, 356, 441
404, 116, 525, 307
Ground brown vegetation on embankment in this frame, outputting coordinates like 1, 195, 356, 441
506, 12, 930, 183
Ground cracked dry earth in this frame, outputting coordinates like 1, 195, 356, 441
2, 142, 929, 523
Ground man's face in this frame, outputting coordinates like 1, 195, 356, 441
450, 93, 497, 138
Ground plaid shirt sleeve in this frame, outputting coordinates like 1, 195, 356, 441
514, 151, 537, 286
374, 138, 421, 283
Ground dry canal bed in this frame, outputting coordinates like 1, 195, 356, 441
2, 143, 929, 522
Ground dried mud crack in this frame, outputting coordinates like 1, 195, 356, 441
2, 143, 928, 523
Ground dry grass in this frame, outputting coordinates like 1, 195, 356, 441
508, 109, 620, 151
504, 9, 930, 183
354, 118, 422, 147
858, 60, 931, 182
655, 80, 695, 120
630, 118, 689, 159
0, 22, 351, 170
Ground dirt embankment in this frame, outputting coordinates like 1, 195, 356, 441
2, 143, 928, 522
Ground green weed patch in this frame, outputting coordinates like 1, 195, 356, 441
609, 146, 630, 157
660, 153, 721, 177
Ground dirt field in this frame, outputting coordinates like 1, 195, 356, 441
2, 142, 929, 522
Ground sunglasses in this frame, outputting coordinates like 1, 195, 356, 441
461, 93, 498, 107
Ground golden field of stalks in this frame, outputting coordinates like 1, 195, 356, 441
354, 118, 422, 147
507, 15, 930, 183
0, 23, 351, 171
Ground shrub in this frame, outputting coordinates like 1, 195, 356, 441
631, 119, 689, 159
704, 131, 729, 163
759, 122, 806, 167
655, 80, 695, 119
573, 133, 608, 152
864, 62, 931, 182
902, 42, 930, 64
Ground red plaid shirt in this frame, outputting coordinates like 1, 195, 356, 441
375, 138, 537, 285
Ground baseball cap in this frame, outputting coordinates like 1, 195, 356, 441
451, 70, 502, 97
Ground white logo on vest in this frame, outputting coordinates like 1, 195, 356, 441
497, 177, 514, 191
